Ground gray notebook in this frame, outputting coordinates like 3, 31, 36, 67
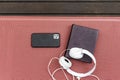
65, 24, 99, 63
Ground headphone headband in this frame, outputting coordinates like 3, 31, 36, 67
66, 49, 96, 77
59, 48, 96, 78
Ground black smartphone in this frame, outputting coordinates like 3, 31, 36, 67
31, 33, 60, 48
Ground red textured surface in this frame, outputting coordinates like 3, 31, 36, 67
0, 16, 120, 80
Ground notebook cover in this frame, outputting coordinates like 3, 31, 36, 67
65, 24, 99, 63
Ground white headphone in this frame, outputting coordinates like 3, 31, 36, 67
59, 47, 96, 78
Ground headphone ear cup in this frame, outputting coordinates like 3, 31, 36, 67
69, 47, 84, 59
59, 56, 72, 69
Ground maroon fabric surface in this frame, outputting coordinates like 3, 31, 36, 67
0, 16, 120, 80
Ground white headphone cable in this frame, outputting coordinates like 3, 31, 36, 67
51, 67, 76, 80
48, 49, 100, 80
90, 74, 100, 80
48, 57, 88, 80
73, 75, 75, 80
48, 57, 70, 80
51, 67, 69, 80
48, 57, 59, 80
